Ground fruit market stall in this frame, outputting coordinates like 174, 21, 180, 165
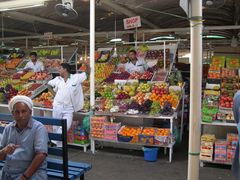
90, 79, 185, 162
201, 55, 240, 166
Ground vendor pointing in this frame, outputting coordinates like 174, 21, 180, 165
125, 50, 148, 74
24, 52, 44, 72
48, 63, 87, 147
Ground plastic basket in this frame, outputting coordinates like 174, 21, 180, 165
142, 147, 159, 162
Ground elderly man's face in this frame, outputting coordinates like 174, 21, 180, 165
12, 102, 32, 127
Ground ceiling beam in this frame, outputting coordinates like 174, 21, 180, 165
3, 12, 88, 32
0, 27, 39, 35
100, 0, 159, 29
1, 25, 240, 42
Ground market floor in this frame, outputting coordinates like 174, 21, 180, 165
68, 135, 233, 180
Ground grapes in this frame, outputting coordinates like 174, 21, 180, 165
139, 100, 152, 113
161, 101, 174, 116
128, 101, 140, 110
0, 87, 5, 93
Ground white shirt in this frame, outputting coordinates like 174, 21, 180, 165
48, 73, 87, 112
125, 58, 148, 74
24, 60, 44, 72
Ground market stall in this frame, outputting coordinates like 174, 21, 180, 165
88, 43, 185, 162
200, 55, 240, 166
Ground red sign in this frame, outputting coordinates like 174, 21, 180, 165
123, 16, 141, 30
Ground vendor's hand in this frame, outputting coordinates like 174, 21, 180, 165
3, 144, 20, 155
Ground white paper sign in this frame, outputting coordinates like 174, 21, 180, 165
123, 16, 141, 30
43, 32, 53, 40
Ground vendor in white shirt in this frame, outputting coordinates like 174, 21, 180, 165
24, 52, 44, 72
48, 63, 87, 146
125, 50, 148, 74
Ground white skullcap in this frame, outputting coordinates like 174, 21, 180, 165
8, 95, 33, 112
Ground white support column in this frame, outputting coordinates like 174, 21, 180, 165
90, 0, 95, 108
188, 0, 202, 180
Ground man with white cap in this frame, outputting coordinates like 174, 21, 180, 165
0, 95, 48, 180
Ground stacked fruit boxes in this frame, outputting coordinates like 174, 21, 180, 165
200, 134, 216, 161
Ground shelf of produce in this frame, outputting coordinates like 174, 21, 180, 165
201, 121, 237, 127
91, 137, 175, 162
200, 160, 232, 167
94, 111, 177, 120
68, 143, 90, 152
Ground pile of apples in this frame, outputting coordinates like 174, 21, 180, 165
29, 72, 49, 81
219, 95, 233, 108
140, 71, 153, 80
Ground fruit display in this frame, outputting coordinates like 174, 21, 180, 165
226, 57, 239, 69
12, 72, 27, 80
82, 100, 90, 112
145, 49, 169, 60
20, 72, 35, 81
36, 48, 60, 57
5, 58, 22, 69
28, 83, 42, 91
160, 101, 174, 116
221, 68, 236, 78
128, 100, 140, 110
156, 128, 170, 137
221, 82, 239, 97
222, 76, 238, 84
96, 51, 110, 62
208, 72, 221, 79
132, 92, 146, 105
139, 127, 156, 145
141, 127, 156, 136
139, 99, 152, 113
155, 58, 171, 69
122, 84, 137, 97
152, 70, 168, 81
139, 71, 153, 80
16, 60, 28, 70
209, 64, 221, 71
0, 84, 18, 102
116, 91, 130, 100
95, 63, 115, 83
17, 89, 32, 97
95, 51, 101, 61
33, 92, 53, 108
118, 126, 142, 143
0, 79, 14, 88
29, 72, 50, 81
128, 72, 142, 79
211, 56, 225, 67
150, 101, 161, 115
219, 95, 233, 108
168, 71, 183, 86
137, 83, 151, 93
91, 116, 107, 139
104, 71, 130, 83
104, 99, 114, 111
43, 59, 61, 72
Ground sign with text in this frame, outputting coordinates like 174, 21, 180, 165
123, 16, 141, 30
43, 32, 53, 40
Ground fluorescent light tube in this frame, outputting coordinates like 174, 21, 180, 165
0, 0, 48, 12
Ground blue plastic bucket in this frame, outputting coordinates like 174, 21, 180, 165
142, 147, 159, 162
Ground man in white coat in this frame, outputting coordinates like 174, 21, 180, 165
48, 63, 87, 146
24, 52, 44, 72
124, 50, 148, 74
